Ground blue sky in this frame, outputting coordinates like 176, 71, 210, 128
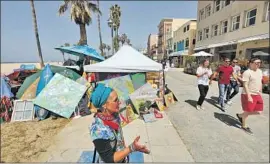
1, 1, 197, 62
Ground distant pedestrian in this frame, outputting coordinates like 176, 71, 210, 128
226, 58, 241, 105
210, 58, 237, 111
196, 59, 212, 110
236, 58, 263, 134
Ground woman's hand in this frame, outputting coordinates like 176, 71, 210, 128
131, 136, 150, 154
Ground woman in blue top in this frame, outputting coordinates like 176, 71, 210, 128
90, 83, 150, 163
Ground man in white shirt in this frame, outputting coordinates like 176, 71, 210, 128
236, 58, 263, 134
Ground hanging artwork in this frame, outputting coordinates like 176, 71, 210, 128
130, 73, 146, 90
33, 73, 87, 118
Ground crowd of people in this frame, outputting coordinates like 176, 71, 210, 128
196, 57, 264, 134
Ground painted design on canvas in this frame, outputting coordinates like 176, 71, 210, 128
99, 75, 135, 108
164, 92, 175, 107
130, 73, 146, 90
33, 73, 87, 118
21, 77, 40, 100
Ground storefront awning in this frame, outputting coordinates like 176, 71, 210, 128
168, 50, 188, 57
208, 40, 237, 48
194, 46, 208, 51
238, 33, 269, 43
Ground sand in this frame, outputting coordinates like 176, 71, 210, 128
1, 118, 70, 162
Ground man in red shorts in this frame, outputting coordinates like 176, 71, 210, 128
236, 58, 263, 134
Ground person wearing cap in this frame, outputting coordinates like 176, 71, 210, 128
236, 58, 264, 134
89, 83, 150, 163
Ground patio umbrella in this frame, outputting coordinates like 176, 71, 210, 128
253, 51, 269, 56
55, 45, 105, 61
192, 51, 214, 57
16, 65, 81, 99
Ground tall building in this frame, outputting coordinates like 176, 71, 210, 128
170, 20, 197, 67
157, 18, 191, 61
195, 0, 269, 61
147, 34, 158, 60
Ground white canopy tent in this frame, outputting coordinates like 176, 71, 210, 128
192, 51, 214, 57
84, 45, 163, 72
253, 51, 269, 56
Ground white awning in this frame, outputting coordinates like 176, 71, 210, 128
194, 46, 208, 51
238, 33, 269, 43
168, 50, 188, 57
208, 40, 237, 48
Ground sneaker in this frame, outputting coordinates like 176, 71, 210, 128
200, 106, 205, 110
196, 105, 201, 110
221, 106, 227, 112
226, 100, 232, 105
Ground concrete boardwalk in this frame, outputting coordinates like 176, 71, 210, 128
166, 69, 269, 162
38, 111, 194, 162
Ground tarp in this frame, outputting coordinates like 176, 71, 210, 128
16, 65, 81, 98
36, 64, 54, 96
1, 77, 14, 98
84, 45, 162, 72
55, 45, 105, 61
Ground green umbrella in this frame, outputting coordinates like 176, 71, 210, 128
16, 65, 81, 99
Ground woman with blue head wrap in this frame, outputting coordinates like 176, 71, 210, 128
89, 83, 150, 163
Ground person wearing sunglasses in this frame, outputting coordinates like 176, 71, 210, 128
210, 57, 237, 111
236, 58, 264, 134
90, 83, 150, 163
226, 58, 241, 105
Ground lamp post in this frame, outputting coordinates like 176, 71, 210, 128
108, 17, 114, 55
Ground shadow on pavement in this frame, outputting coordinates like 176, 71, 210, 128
205, 96, 224, 112
214, 112, 242, 129
184, 100, 197, 109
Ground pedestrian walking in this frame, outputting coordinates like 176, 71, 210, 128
196, 59, 212, 110
226, 58, 241, 105
236, 58, 263, 134
210, 58, 237, 111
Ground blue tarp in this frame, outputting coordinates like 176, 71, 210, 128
55, 45, 105, 61
1, 77, 14, 98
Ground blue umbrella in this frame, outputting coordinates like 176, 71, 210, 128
55, 45, 105, 61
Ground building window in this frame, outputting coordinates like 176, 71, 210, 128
205, 5, 211, 17
231, 15, 240, 31
245, 8, 257, 27
185, 38, 189, 48
214, 0, 221, 12
225, 0, 230, 6
221, 20, 228, 34
184, 27, 186, 32
186, 25, 190, 31
198, 31, 203, 41
212, 24, 219, 36
204, 27, 209, 39
199, 9, 204, 21
265, 2, 269, 21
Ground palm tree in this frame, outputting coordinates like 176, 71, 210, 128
96, 0, 104, 57
110, 4, 121, 51
58, 0, 101, 45
30, 0, 44, 68
99, 43, 107, 57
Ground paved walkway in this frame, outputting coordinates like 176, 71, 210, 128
38, 111, 194, 162
166, 69, 269, 162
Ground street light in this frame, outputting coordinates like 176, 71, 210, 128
108, 17, 114, 55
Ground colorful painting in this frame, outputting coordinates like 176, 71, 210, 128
164, 92, 175, 107
129, 83, 158, 114
130, 73, 146, 90
119, 103, 138, 127
33, 73, 87, 118
99, 75, 135, 109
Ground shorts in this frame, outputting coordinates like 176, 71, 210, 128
241, 94, 264, 112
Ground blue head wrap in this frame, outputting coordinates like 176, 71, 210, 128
90, 83, 113, 109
